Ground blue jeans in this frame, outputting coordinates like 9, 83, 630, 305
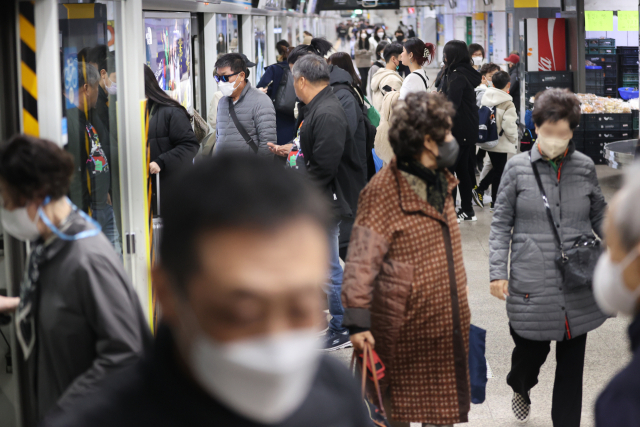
92, 205, 123, 258
326, 221, 346, 333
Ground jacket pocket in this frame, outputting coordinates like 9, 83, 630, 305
509, 237, 546, 295
371, 259, 414, 371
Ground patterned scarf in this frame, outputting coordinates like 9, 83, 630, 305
15, 242, 46, 360
398, 160, 448, 213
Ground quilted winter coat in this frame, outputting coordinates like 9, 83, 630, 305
341, 159, 471, 425
214, 82, 277, 156
489, 141, 608, 342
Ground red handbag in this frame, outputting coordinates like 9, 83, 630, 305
351, 342, 390, 427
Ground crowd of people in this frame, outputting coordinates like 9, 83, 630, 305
1, 25, 640, 427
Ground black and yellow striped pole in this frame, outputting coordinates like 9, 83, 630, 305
19, 1, 38, 136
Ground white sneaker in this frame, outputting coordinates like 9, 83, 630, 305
512, 392, 531, 423
456, 208, 477, 222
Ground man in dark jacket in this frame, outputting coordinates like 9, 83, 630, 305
505, 53, 521, 114
441, 60, 482, 221
42, 154, 369, 427
291, 54, 366, 351
594, 173, 640, 426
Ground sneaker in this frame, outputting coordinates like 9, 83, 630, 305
322, 330, 352, 351
456, 208, 477, 222
472, 186, 484, 208
512, 392, 530, 423
490, 202, 495, 212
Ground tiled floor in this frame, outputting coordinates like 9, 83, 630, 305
331, 165, 632, 427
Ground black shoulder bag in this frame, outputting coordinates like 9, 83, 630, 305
228, 98, 259, 154
413, 71, 429, 90
529, 151, 602, 291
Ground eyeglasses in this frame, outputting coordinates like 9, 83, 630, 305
214, 71, 242, 83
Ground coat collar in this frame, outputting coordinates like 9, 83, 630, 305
529, 140, 577, 164
390, 157, 458, 223
235, 81, 253, 103
302, 85, 333, 115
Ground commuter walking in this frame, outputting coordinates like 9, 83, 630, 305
0, 135, 150, 426
366, 40, 388, 100
468, 43, 485, 69
144, 64, 199, 206
276, 54, 366, 351
42, 154, 370, 427
440, 40, 481, 222
372, 26, 392, 45
594, 168, 640, 426
472, 70, 518, 210
505, 53, 521, 114
342, 92, 470, 426
213, 53, 277, 156
370, 42, 404, 112
355, 29, 375, 94
473, 63, 501, 180
489, 89, 607, 426
257, 40, 297, 146
398, 38, 435, 100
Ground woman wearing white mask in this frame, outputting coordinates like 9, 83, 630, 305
355, 29, 375, 94
594, 168, 640, 426
489, 89, 607, 427
468, 43, 485, 70
0, 135, 151, 425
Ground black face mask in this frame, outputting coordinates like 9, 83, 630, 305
428, 137, 460, 170
396, 35, 404, 42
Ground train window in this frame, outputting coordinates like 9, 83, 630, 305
253, 17, 267, 82
58, 1, 123, 258
228, 14, 239, 53
143, 13, 193, 113
216, 14, 228, 55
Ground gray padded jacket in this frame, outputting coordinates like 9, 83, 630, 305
214, 82, 277, 156
489, 141, 608, 341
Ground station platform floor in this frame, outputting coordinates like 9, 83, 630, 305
330, 165, 630, 427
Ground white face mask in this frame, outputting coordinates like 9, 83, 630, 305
537, 134, 571, 159
593, 249, 640, 315
361, 33, 368, 39
366, 29, 373, 34
377, 32, 385, 38
219, 36, 224, 42
1, 206, 40, 241
473, 56, 483, 66
104, 78, 117, 95
218, 76, 241, 97
187, 326, 321, 423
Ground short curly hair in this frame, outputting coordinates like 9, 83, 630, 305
532, 88, 581, 130
389, 92, 455, 161
0, 135, 74, 203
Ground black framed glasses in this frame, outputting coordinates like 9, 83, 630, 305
214, 71, 241, 83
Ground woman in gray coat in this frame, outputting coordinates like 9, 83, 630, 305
489, 89, 607, 427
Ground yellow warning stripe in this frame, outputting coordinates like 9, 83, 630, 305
20, 3, 38, 137
140, 99, 155, 334
22, 109, 39, 136
21, 62, 37, 100
19, 15, 36, 52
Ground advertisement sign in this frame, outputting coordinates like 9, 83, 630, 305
315, 0, 399, 11
526, 18, 566, 71
63, 47, 79, 111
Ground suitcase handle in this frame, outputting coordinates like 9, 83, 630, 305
155, 172, 161, 217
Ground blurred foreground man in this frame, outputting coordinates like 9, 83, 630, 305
43, 154, 368, 427
594, 166, 640, 426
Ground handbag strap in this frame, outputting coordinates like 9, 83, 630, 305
529, 151, 564, 254
350, 342, 388, 419
228, 98, 258, 154
413, 71, 428, 90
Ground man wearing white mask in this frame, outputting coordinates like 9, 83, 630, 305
213, 53, 277, 156
594, 167, 640, 426
489, 89, 607, 426
43, 154, 369, 427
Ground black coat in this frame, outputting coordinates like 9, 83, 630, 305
41, 324, 369, 427
509, 64, 521, 114
147, 103, 199, 186
441, 62, 482, 146
296, 86, 366, 219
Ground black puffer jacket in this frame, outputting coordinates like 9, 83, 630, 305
148, 103, 199, 186
441, 62, 482, 146
297, 86, 366, 219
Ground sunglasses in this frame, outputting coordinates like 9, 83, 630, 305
214, 71, 242, 83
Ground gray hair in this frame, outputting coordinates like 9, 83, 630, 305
292, 54, 330, 84
614, 162, 640, 251
79, 62, 100, 88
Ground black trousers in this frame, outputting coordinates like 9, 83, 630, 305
476, 148, 487, 169
507, 325, 587, 427
450, 144, 474, 213
477, 151, 508, 205
358, 67, 370, 95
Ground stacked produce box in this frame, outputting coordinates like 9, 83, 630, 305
585, 38, 617, 97
618, 46, 639, 90
525, 71, 574, 100
574, 94, 639, 164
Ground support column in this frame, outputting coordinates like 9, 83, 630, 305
204, 13, 217, 114
241, 15, 254, 85
266, 16, 276, 65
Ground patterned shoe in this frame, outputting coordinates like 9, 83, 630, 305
512, 392, 530, 423
472, 186, 484, 208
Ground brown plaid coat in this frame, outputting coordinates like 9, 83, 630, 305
342, 158, 471, 424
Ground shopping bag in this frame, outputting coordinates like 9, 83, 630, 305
469, 324, 488, 404
372, 148, 384, 173
351, 342, 391, 427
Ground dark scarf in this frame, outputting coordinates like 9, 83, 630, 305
398, 160, 448, 213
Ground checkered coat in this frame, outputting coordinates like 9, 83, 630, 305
342, 158, 471, 424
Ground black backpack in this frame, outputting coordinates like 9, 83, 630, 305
272, 64, 296, 117
332, 83, 378, 180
